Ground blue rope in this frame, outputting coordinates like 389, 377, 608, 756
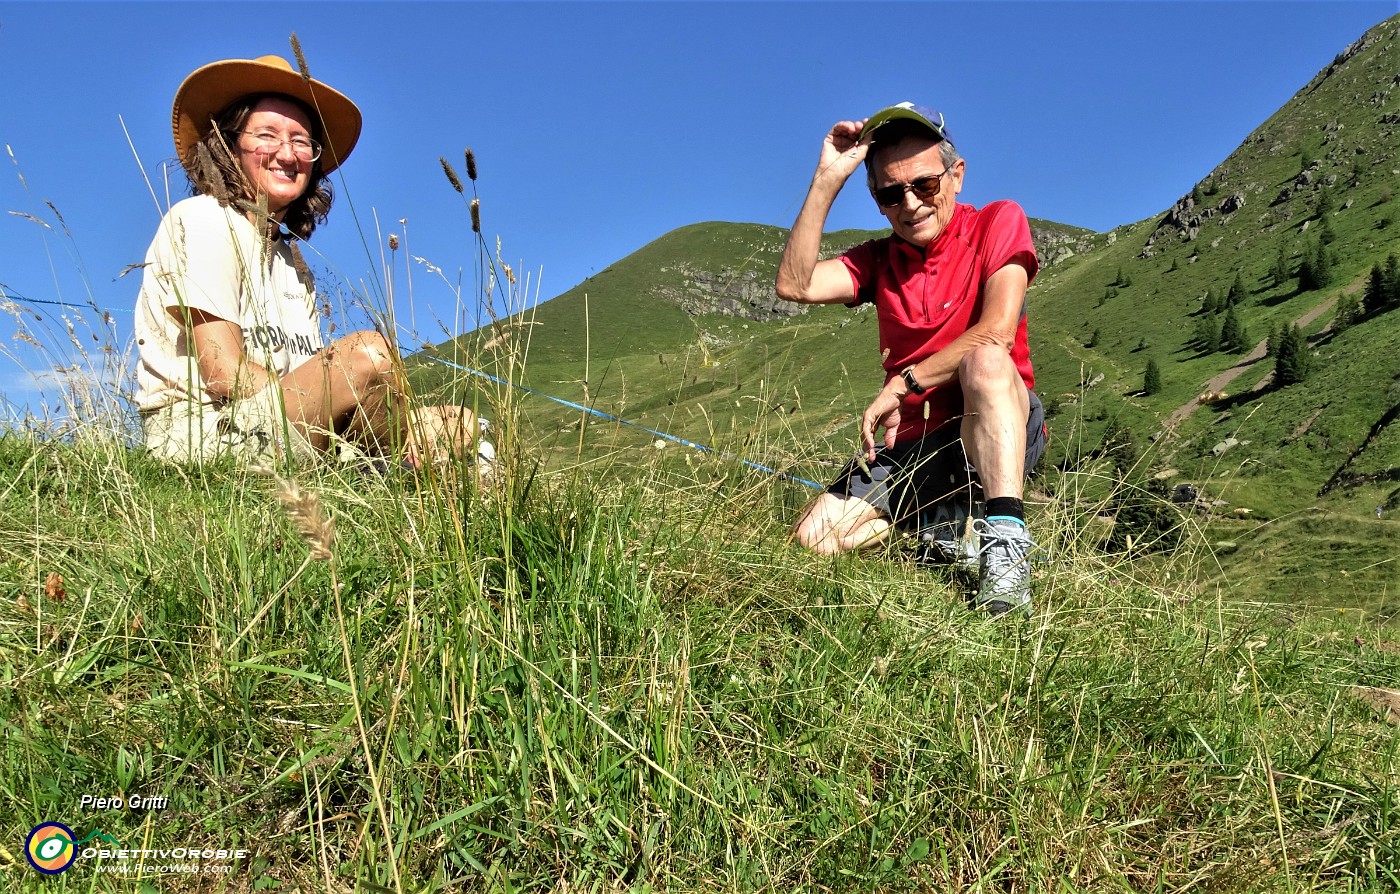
424, 354, 823, 490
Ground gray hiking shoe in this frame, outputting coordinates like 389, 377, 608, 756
917, 499, 983, 572
973, 518, 1035, 615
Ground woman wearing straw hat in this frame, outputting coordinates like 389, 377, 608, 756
134, 53, 481, 469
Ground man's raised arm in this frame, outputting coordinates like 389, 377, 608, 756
775, 120, 868, 305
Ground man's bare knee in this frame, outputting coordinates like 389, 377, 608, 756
960, 345, 1016, 389
793, 494, 889, 555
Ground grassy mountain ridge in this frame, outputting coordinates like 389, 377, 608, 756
414, 14, 1400, 601
1029, 15, 1400, 511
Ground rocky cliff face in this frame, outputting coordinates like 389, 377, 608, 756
1032, 222, 1100, 267
657, 263, 809, 322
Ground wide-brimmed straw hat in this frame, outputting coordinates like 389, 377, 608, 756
171, 54, 362, 175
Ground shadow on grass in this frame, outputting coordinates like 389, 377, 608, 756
1257, 285, 1307, 307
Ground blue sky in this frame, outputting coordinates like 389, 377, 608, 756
0, 1, 1396, 415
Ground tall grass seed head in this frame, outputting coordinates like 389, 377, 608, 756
290, 33, 311, 80
465, 148, 478, 181
274, 478, 334, 561
441, 157, 464, 193
470, 198, 481, 233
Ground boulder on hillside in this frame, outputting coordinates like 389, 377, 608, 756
1211, 437, 1240, 457
1218, 192, 1247, 214
1172, 483, 1200, 504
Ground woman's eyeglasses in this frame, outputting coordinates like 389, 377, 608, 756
231, 130, 323, 163
872, 171, 952, 208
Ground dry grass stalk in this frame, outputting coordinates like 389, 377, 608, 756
290, 33, 311, 80
441, 158, 464, 194
275, 477, 334, 561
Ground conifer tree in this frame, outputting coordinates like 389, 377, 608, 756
1265, 321, 1281, 357
1204, 313, 1222, 353
1299, 239, 1332, 291
1228, 272, 1246, 307
1193, 315, 1216, 352
1272, 247, 1291, 287
1364, 264, 1387, 315
1143, 358, 1162, 395
1315, 186, 1333, 217
1318, 214, 1336, 245
1221, 306, 1251, 353
1274, 324, 1310, 387
1202, 289, 1218, 315
1313, 240, 1334, 288
1334, 293, 1360, 331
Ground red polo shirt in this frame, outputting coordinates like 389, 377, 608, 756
839, 200, 1039, 443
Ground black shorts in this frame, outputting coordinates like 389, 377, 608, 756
826, 391, 1047, 532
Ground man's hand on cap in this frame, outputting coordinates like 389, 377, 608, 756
816, 119, 870, 187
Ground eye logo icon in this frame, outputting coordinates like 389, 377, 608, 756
25, 822, 78, 874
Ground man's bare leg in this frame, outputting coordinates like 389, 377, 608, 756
793, 493, 894, 555
958, 345, 1030, 500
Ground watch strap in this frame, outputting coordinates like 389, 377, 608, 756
901, 366, 926, 395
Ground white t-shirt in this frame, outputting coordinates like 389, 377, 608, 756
134, 195, 324, 414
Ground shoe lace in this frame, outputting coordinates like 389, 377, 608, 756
973, 519, 1032, 579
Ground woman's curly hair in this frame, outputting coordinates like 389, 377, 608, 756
185, 92, 333, 243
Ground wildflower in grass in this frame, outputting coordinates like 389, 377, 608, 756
441, 158, 464, 193
44, 572, 64, 601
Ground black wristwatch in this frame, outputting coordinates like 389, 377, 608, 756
900, 365, 926, 395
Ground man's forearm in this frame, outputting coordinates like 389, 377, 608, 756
906, 323, 1016, 391
775, 181, 841, 303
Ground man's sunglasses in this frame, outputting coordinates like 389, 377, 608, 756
872, 170, 953, 208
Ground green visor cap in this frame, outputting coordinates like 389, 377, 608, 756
860, 102, 954, 146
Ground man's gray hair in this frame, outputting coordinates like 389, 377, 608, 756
865, 134, 961, 192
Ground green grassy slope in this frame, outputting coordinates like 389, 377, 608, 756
2, 434, 1397, 890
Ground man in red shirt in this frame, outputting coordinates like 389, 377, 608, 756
775, 103, 1046, 615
